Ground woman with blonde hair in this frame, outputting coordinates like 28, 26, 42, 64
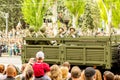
15, 64, 33, 80
60, 66, 69, 80
22, 64, 34, 80
114, 75, 120, 80
95, 69, 102, 80
80, 70, 85, 80
50, 64, 62, 80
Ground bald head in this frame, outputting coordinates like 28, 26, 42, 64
6, 66, 16, 77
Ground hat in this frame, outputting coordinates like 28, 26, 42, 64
84, 67, 95, 77
36, 51, 44, 58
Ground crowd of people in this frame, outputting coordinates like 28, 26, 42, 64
0, 51, 119, 80
0, 27, 23, 56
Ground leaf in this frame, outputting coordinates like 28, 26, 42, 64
97, 0, 108, 24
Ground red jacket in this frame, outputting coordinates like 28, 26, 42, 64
32, 62, 50, 77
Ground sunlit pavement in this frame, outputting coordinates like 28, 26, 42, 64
0, 53, 22, 69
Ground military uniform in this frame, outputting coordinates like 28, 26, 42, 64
66, 27, 77, 38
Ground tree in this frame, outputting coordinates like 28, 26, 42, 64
0, 0, 22, 31
64, 0, 85, 28
103, 0, 120, 28
97, 0, 120, 35
81, 0, 101, 35
22, 0, 55, 31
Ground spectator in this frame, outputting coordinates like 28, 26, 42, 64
95, 69, 102, 80
103, 71, 114, 80
80, 70, 85, 80
22, 64, 34, 80
84, 67, 96, 80
32, 51, 51, 80
62, 61, 71, 79
7, 64, 21, 76
24, 69, 33, 80
114, 75, 120, 80
50, 64, 62, 80
0, 64, 6, 79
15, 63, 27, 80
60, 66, 69, 80
70, 66, 81, 80
4, 65, 17, 80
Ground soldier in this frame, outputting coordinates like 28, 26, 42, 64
56, 27, 65, 38
26, 28, 36, 37
36, 27, 46, 38
66, 27, 77, 38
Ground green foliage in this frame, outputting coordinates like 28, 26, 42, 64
63, 0, 85, 27
0, 0, 22, 31
97, 0, 120, 28
104, 0, 120, 28
57, 0, 66, 13
97, 0, 108, 24
82, 1, 94, 31
112, 1, 120, 28
64, 0, 85, 17
82, 0, 101, 32
22, 0, 54, 31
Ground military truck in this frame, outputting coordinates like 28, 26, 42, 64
22, 35, 120, 69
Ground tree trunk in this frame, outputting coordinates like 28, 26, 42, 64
51, 1, 57, 36
72, 15, 78, 28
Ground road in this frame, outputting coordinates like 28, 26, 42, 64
0, 54, 22, 69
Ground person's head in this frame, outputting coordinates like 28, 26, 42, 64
7, 64, 20, 75
24, 64, 34, 80
114, 75, 120, 80
80, 70, 86, 80
60, 66, 68, 79
95, 69, 102, 80
84, 67, 96, 80
36, 51, 44, 61
50, 64, 62, 80
71, 66, 81, 79
29, 27, 34, 33
103, 71, 114, 80
70, 27, 75, 33
62, 61, 70, 70
25, 69, 33, 80
59, 27, 64, 33
6, 65, 17, 77
0, 64, 5, 73
40, 27, 46, 33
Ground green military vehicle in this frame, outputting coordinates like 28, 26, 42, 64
22, 35, 120, 69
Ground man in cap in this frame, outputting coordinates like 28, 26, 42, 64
32, 51, 51, 80
84, 67, 96, 80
